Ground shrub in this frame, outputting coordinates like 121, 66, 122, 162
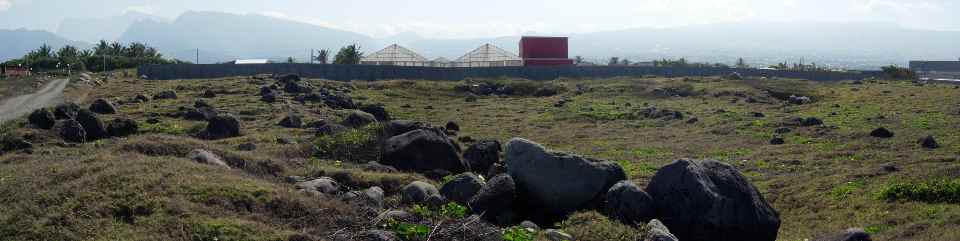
502, 226, 534, 241
387, 220, 430, 240
881, 65, 915, 80
313, 124, 384, 163
559, 211, 641, 241
879, 179, 960, 204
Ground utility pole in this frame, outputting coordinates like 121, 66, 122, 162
102, 55, 106, 73
196, 49, 199, 64
310, 49, 314, 64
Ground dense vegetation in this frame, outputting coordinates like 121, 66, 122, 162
1, 41, 189, 72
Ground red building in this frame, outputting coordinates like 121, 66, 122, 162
1, 65, 31, 77
519, 36, 574, 66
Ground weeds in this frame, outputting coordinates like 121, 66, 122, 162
140, 122, 187, 135
829, 179, 866, 201
313, 124, 384, 163
502, 226, 535, 241
387, 220, 430, 240
879, 179, 960, 204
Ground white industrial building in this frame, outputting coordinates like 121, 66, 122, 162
451, 44, 523, 68
361, 44, 430, 67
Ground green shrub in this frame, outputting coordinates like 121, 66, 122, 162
439, 202, 468, 219
879, 179, 960, 204
313, 124, 384, 163
387, 220, 430, 240
559, 211, 641, 241
502, 226, 534, 241
140, 122, 187, 135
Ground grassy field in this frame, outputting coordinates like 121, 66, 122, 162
1, 71, 959, 240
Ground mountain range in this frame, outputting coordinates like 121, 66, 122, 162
3, 11, 959, 69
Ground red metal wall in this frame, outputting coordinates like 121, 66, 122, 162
524, 59, 575, 66
520, 36, 569, 59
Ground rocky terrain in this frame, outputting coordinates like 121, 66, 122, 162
1, 71, 958, 241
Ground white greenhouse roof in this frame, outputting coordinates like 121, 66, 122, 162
455, 44, 521, 63
235, 59, 271, 64
362, 44, 429, 62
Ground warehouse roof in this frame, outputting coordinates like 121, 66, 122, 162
455, 44, 521, 63
363, 44, 429, 62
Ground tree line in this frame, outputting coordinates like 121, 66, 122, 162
2, 41, 189, 72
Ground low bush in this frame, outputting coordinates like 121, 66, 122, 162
879, 179, 960, 204
313, 124, 385, 163
559, 211, 642, 241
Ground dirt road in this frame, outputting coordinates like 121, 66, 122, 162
0, 78, 69, 123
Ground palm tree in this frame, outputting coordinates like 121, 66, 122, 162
334, 44, 363, 65
316, 49, 329, 64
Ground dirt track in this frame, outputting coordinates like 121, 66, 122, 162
0, 78, 68, 123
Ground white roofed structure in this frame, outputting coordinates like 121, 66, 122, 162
430, 57, 451, 67
361, 44, 430, 67
452, 44, 523, 68
234, 59, 272, 64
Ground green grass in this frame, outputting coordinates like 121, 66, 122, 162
879, 179, 960, 204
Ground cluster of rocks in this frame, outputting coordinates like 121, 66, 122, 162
454, 82, 560, 97
258, 74, 358, 110
28, 100, 139, 143
376, 136, 782, 241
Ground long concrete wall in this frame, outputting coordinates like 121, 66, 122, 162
138, 64, 884, 82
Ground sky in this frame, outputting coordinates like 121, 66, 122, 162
0, 0, 957, 38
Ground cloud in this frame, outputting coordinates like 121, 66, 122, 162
0, 0, 12, 11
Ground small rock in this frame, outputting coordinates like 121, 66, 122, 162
919, 135, 938, 149
277, 137, 296, 145
401, 181, 439, 204
520, 221, 539, 231
194, 99, 212, 109
261, 92, 277, 103
445, 121, 460, 133
686, 117, 699, 124
378, 210, 416, 223
644, 219, 679, 241
465, 93, 478, 102
238, 143, 257, 151
774, 127, 792, 134
363, 162, 399, 173
134, 94, 150, 103
788, 95, 811, 105
201, 90, 217, 98
425, 194, 449, 208
544, 229, 573, 241
356, 230, 398, 241
285, 176, 306, 183
770, 137, 785, 145
295, 177, 340, 196
154, 90, 178, 100
869, 127, 894, 138
360, 103, 391, 121
316, 123, 349, 136
88, 98, 118, 114
879, 163, 899, 173
342, 110, 377, 128
752, 112, 766, 118
813, 228, 872, 241
106, 118, 138, 137
801, 117, 823, 127
187, 149, 230, 168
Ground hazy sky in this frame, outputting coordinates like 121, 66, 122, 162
0, 0, 957, 38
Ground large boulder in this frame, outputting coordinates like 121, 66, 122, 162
88, 98, 118, 114
439, 172, 484, 204
381, 128, 467, 173
343, 186, 386, 208
28, 108, 56, 129
295, 177, 341, 196
323, 92, 356, 109
646, 159, 781, 241
401, 181, 439, 204
469, 174, 516, 224
182, 107, 218, 121
360, 103, 391, 121
644, 219, 679, 241
75, 109, 108, 140
604, 180, 655, 226
56, 120, 86, 143
813, 228, 872, 241
279, 114, 303, 128
107, 118, 138, 137
342, 110, 377, 128
198, 114, 241, 140
504, 138, 626, 224
54, 102, 81, 120
463, 139, 501, 174
284, 81, 313, 93
384, 120, 429, 138
154, 90, 178, 100
920, 135, 939, 149
187, 149, 230, 168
